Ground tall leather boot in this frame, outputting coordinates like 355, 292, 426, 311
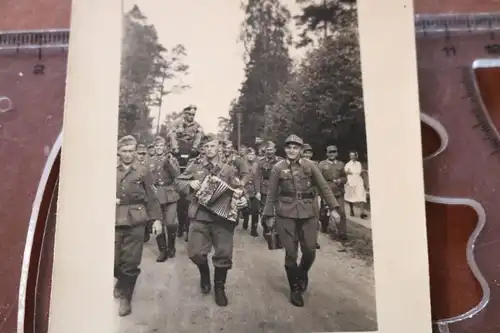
214, 267, 229, 307
118, 275, 138, 317
285, 266, 304, 307
242, 214, 249, 230
250, 213, 259, 237
114, 279, 122, 299
144, 221, 152, 242
298, 256, 314, 292
166, 228, 177, 258
198, 263, 211, 294
156, 233, 168, 262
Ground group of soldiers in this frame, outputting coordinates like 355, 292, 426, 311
114, 105, 351, 318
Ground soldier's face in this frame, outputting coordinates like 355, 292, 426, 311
247, 152, 256, 161
327, 149, 338, 160
303, 151, 313, 159
148, 148, 155, 156
136, 151, 146, 162
285, 144, 301, 160
184, 111, 195, 122
155, 143, 166, 155
265, 147, 276, 156
118, 145, 136, 164
224, 146, 233, 156
204, 140, 219, 158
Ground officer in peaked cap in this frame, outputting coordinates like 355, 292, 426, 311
169, 104, 203, 156
115, 135, 162, 316
262, 133, 341, 307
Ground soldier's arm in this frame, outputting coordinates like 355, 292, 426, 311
143, 170, 163, 221
174, 163, 197, 196
164, 155, 181, 178
235, 157, 250, 187
168, 125, 180, 150
338, 161, 347, 185
255, 160, 263, 193
262, 165, 280, 217
310, 162, 339, 209
192, 124, 203, 149
253, 163, 261, 193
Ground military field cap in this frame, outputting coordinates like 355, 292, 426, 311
284, 134, 303, 146
183, 104, 197, 113
137, 144, 147, 153
118, 135, 137, 149
153, 136, 166, 145
147, 143, 154, 149
223, 140, 233, 147
302, 143, 312, 152
265, 141, 276, 148
327, 145, 338, 153
246, 147, 255, 154
203, 133, 218, 144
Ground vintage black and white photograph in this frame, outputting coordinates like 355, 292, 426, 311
114, 0, 376, 332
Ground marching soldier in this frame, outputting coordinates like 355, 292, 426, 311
175, 133, 248, 307
135, 144, 148, 165
115, 135, 162, 316
256, 141, 283, 234
262, 134, 341, 307
168, 105, 204, 240
318, 145, 348, 240
147, 143, 156, 161
151, 136, 181, 262
301, 144, 321, 249
168, 104, 204, 157
242, 147, 260, 237
222, 140, 250, 186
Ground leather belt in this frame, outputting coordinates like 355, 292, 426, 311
280, 191, 315, 199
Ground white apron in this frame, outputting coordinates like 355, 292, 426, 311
344, 161, 367, 203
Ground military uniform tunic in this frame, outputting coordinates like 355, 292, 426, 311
175, 156, 244, 268
262, 158, 339, 267
318, 159, 347, 235
169, 119, 204, 154
242, 160, 261, 231
115, 162, 162, 279
151, 154, 181, 230
257, 155, 283, 201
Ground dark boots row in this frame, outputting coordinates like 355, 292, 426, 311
114, 275, 138, 316
156, 229, 176, 262
197, 263, 229, 307
242, 214, 259, 237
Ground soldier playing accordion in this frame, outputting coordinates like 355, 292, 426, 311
175, 134, 248, 307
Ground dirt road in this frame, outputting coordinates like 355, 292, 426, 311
115, 222, 377, 333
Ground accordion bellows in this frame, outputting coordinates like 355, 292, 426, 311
195, 175, 242, 222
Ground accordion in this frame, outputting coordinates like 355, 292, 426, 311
195, 175, 243, 222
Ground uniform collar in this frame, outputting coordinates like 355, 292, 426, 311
117, 161, 137, 170
286, 158, 303, 165
202, 155, 221, 167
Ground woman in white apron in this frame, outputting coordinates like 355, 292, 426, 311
344, 151, 368, 219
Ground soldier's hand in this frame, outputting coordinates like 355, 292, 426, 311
152, 220, 163, 235
265, 216, 276, 229
255, 192, 261, 201
190, 180, 201, 190
236, 196, 248, 209
330, 209, 341, 222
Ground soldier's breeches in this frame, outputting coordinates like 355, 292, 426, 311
243, 197, 260, 223
115, 225, 145, 278
275, 217, 318, 268
162, 202, 179, 231
187, 219, 235, 269
177, 198, 189, 230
